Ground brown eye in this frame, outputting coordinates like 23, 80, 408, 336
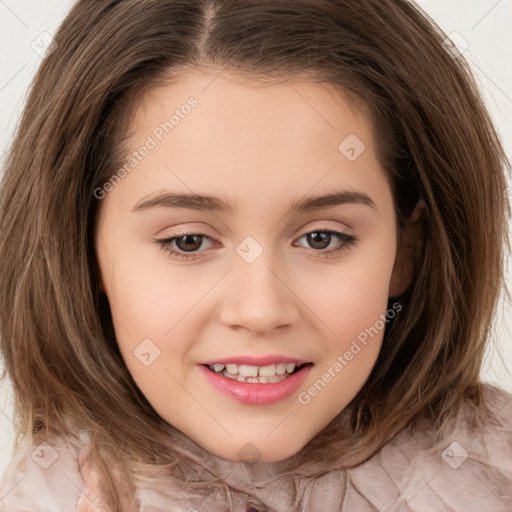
306, 231, 332, 250
175, 234, 205, 252
294, 228, 357, 257
156, 232, 216, 261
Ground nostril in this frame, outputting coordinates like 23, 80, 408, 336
246, 508, 260, 512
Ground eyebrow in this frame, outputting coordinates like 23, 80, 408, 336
132, 188, 377, 214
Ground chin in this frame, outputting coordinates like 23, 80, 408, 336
202, 438, 306, 464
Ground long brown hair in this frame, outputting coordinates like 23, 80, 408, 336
0, 0, 509, 508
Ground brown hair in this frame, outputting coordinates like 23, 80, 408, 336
0, 0, 509, 508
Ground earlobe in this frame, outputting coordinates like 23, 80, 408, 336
389, 199, 428, 297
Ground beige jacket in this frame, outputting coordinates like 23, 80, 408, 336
1, 383, 511, 512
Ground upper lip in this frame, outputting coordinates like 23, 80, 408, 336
200, 355, 311, 366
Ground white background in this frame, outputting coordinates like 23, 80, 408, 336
1, 0, 511, 481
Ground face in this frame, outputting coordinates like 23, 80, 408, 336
95, 68, 409, 463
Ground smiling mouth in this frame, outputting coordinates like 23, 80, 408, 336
203, 362, 313, 384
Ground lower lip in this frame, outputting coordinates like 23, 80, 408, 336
199, 364, 312, 405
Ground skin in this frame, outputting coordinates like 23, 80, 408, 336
95, 67, 416, 463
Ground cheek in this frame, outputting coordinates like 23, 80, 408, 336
302, 234, 396, 343
312, 272, 390, 374
100, 243, 227, 389
103, 241, 212, 337
296, 256, 394, 414
333, 264, 391, 339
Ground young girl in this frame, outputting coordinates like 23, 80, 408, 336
1, 0, 511, 510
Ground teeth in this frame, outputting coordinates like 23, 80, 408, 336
276, 363, 287, 375
225, 364, 238, 375
258, 364, 276, 377
248, 376, 268, 383
239, 365, 259, 377
208, 362, 300, 378
227, 373, 286, 384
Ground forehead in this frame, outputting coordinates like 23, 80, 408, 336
131, 68, 371, 141
102, 69, 391, 218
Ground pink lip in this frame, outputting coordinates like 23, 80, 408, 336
198, 364, 312, 405
200, 355, 310, 366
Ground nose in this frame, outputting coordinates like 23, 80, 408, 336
219, 251, 300, 334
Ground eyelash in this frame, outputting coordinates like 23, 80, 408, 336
155, 228, 357, 261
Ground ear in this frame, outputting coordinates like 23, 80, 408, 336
389, 199, 428, 297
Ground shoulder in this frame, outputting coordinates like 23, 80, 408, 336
346, 383, 512, 511
0, 432, 111, 512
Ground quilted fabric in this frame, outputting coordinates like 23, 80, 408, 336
1, 384, 511, 512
